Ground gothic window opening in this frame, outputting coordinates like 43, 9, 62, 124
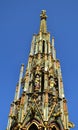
47, 40, 48, 54
41, 72, 44, 92
28, 124, 38, 130
43, 40, 45, 53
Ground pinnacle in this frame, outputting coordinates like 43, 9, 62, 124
40, 10, 47, 33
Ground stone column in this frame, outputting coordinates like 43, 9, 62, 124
45, 41, 47, 54
35, 42, 38, 54
63, 99, 68, 130
44, 74, 48, 90
24, 73, 29, 92
39, 40, 42, 53
14, 84, 19, 101
7, 116, 12, 130
48, 54, 52, 68
48, 42, 51, 54
44, 92, 48, 121
48, 32, 50, 42
30, 35, 35, 55
39, 31, 42, 40
52, 37, 56, 60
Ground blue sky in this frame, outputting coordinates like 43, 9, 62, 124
0, 0, 78, 129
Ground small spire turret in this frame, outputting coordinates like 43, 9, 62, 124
52, 37, 56, 60
17, 64, 24, 100
52, 37, 55, 47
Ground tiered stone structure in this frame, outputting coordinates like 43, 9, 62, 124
6, 10, 74, 130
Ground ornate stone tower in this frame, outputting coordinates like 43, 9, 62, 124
6, 10, 74, 130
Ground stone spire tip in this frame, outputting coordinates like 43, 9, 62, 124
40, 10, 47, 33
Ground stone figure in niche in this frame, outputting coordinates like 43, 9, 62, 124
54, 77, 58, 88
49, 76, 56, 96
34, 74, 40, 91
49, 76, 55, 88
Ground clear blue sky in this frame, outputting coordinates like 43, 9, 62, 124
0, 0, 78, 129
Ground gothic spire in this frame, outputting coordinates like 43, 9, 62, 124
6, 10, 74, 130
40, 10, 47, 33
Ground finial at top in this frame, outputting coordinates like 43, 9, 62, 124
40, 10, 47, 20
40, 10, 47, 33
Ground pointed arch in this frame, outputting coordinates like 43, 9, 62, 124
49, 121, 64, 130
26, 119, 39, 130
26, 118, 44, 130
28, 123, 38, 130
